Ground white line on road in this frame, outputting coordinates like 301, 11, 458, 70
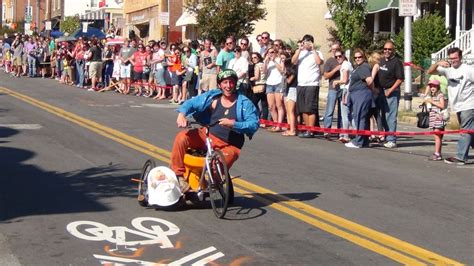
168, 246, 219, 265
191, 252, 225, 266
0, 124, 42, 130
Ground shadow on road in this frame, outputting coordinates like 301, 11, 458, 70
0, 144, 137, 222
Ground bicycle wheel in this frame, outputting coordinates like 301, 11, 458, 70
206, 150, 230, 218
138, 159, 156, 207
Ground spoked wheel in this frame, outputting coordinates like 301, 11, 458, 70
138, 159, 156, 207
206, 150, 231, 218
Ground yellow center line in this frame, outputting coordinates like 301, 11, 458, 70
233, 185, 425, 265
1, 87, 463, 265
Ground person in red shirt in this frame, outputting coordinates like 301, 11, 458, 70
130, 44, 151, 96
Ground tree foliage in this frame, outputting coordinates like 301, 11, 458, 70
394, 13, 451, 67
60, 16, 81, 35
326, 0, 367, 50
184, 0, 267, 45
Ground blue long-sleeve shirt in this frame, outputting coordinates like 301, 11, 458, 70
177, 90, 259, 139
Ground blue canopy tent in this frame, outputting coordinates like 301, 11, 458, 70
71, 26, 106, 39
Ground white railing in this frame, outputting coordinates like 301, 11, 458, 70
431, 28, 473, 62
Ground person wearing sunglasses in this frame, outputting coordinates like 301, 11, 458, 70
216, 36, 235, 73
377, 40, 403, 149
330, 49, 353, 143
344, 49, 373, 148
427, 47, 474, 165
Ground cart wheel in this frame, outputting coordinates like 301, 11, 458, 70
138, 159, 156, 207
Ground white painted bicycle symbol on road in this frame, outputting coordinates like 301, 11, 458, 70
66, 217, 225, 265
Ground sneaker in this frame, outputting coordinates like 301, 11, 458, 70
87, 88, 95, 91
444, 157, 466, 165
384, 141, 397, 148
177, 176, 190, 193
345, 142, 360, 148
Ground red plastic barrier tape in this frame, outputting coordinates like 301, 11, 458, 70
259, 119, 474, 136
130, 82, 174, 90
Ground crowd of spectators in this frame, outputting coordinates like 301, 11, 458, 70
0, 30, 472, 161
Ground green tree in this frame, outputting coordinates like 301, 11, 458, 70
60, 16, 81, 35
326, 0, 367, 50
184, 0, 267, 45
394, 13, 451, 67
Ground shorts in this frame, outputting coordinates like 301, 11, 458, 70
165, 71, 179, 86
296, 85, 319, 114
120, 64, 131, 79
13, 56, 22, 66
266, 84, 285, 94
154, 68, 166, 86
183, 70, 194, 82
285, 87, 297, 102
200, 73, 217, 91
89, 61, 103, 78
22, 54, 27, 65
134, 71, 148, 81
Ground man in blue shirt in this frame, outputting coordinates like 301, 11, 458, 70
170, 69, 259, 192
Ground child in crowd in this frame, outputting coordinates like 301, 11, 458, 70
424, 79, 446, 161
61, 55, 71, 84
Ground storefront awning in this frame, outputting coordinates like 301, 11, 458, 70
367, 0, 399, 14
175, 11, 197, 27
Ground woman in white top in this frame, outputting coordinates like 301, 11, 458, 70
263, 42, 286, 132
332, 50, 353, 143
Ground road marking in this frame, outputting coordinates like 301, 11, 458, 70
0, 123, 42, 130
1, 86, 464, 265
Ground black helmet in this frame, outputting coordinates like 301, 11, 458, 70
217, 69, 238, 84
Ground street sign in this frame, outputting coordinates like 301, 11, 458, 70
24, 6, 32, 22
159, 12, 169, 26
45, 21, 52, 31
399, 0, 417, 17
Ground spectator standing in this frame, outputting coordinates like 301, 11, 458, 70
72, 38, 86, 88
216, 37, 235, 73
322, 42, 342, 136
259, 32, 271, 56
249, 52, 268, 121
428, 47, 474, 165
228, 46, 249, 95
239, 37, 251, 60
200, 38, 218, 93
377, 41, 403, 148
181, 46, 198, 101
129, 44, 150, 96
102, 44, 115, 87
282, 56, 298, 136
423, 79, 447, 161
151, 41, 167, 99
332, 50, 353, 143
263, 45, 286, 132
37, 40, 50, 78
119, 39, 136, 94
345, 49, 374, 148
12, 35, 24, 77
87, 39, 103, 91
25, 37, 37, 77
291, 34, 324, 138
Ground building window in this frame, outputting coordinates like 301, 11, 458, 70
2, 4, 6, 21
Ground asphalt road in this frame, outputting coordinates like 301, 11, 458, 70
0, 73, 472, 265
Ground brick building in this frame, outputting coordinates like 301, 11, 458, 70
2, 0, 46, 33
123, 0, 182, 42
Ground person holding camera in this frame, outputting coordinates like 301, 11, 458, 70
291, 34, 324, 138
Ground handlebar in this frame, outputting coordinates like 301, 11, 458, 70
188, 121, 219, 128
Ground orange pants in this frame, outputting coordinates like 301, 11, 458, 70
170, 128, 241, 177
